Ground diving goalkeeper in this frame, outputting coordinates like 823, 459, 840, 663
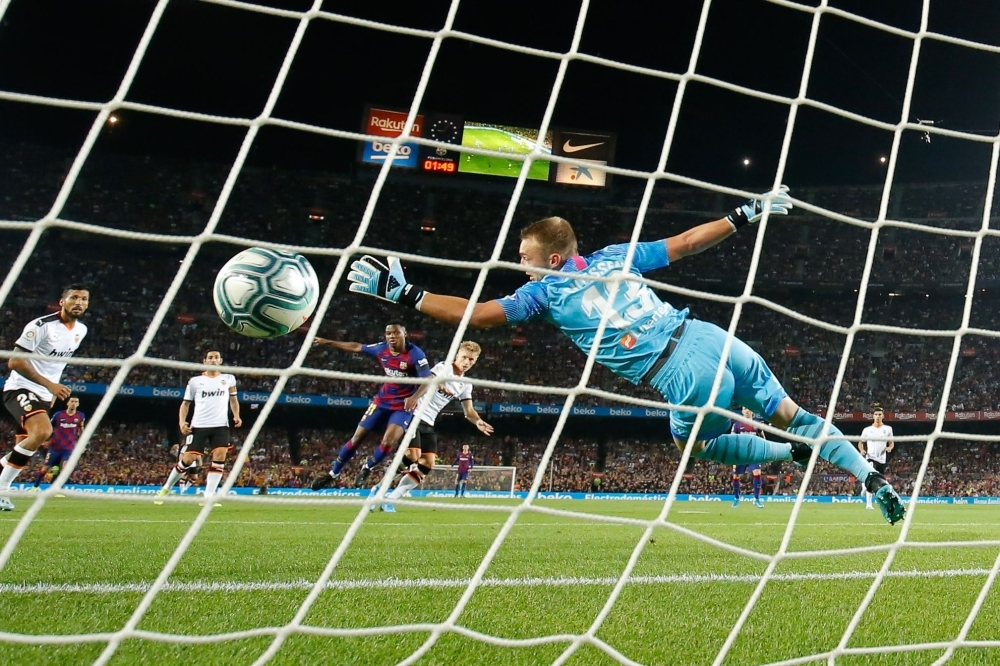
345, 187, 905, 525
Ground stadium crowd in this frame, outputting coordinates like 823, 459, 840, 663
3, 141, 1000, 495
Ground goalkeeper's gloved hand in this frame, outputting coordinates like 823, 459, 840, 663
726, 185, 792, 230
348, 255, 426, 308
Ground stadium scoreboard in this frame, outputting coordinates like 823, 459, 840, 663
359, 106, 615, 188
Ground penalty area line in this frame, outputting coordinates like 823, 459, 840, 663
1, 567, 993, 595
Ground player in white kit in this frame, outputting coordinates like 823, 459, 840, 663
156, 349, 241, 502
0, 286, 90, 510
377, 341, 493, 512
858, 406, 894, 510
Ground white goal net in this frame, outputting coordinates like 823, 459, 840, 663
2, 0, 1000, 664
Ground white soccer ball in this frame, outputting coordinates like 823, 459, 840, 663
213, 247, 319, 338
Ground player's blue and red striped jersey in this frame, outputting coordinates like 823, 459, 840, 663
732, 420, 760, 435
49, 410, 85, 452
454, 452, 475, 473
361, 342, 431, 410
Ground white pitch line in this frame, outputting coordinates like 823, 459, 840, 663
1, 568, 992, 596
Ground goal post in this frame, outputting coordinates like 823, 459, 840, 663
420, 464, 517, 497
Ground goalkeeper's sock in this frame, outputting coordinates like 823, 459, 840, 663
695, 434, 791, 466
331, 439, 356, 476
752, 475, 762, 500
732, 478, 741, 500
787, 409, 875, 482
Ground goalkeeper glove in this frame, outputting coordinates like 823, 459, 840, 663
348, 255, 426, 308
726, 185, 792, 230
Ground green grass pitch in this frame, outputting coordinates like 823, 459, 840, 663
3, 498, 1000, 665
458, 126, 552, 181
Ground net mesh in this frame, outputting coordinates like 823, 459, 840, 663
2, 0, 1000, 664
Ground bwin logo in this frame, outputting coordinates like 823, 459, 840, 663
200, 389, 226, 398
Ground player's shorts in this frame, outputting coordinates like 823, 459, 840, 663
868, 459, 887, 475
3, 389, 51, 436
358, 403, 412, 433
185, 426, 230, 455
457, 471, 470, 481
45, 448, 72, 469
645, 319, 789, 442
734, 464, 761, 475
415, 421, 438, 454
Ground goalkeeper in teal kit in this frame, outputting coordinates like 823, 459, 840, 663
347, 187, 905, 525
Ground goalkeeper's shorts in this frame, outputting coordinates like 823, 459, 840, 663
645, 319, 788, 442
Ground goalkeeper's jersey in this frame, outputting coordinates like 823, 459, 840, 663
497, 241, 688, 384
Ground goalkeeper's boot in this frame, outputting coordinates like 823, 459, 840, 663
0, 496, 13, 511
353, 465, 372, 489
311, 471, 338, 491
867, 473, 905, 525
380, 503, 396, 513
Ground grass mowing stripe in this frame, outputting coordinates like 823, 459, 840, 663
1, 567, 992, 595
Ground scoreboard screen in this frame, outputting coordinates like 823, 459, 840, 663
360, 107, 615, 188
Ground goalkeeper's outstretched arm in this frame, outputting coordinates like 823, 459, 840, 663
667, 185, 792, 261
344, 187, 791, 328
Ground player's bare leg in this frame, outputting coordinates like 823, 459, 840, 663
355, 424, 404, 488
0, 411, 55, 509
312, 424, 371, 490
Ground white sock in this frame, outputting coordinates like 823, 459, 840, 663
0, 458, 23, 491
389, 470, 422, 500
204, 471, 223, 498
865, 490, 872, 506
163, 465, 184, 491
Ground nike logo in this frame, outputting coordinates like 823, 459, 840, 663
562, 141, 604, 153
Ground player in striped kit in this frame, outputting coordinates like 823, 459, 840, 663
858, 406, 894, 511
32, 397, 85, 489
377, 341, 492, 512
156, 349, 241, 502
453, 445, 475, 497
731, 407, 765, 509
310, 322, 431, 490
0, 286, 90, 510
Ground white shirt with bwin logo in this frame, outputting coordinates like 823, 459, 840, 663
861, 424, 893, 464
4, 313, 88, 403
183, 374, 237, 428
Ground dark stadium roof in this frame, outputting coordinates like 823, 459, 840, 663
1, 0, 1000, 186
